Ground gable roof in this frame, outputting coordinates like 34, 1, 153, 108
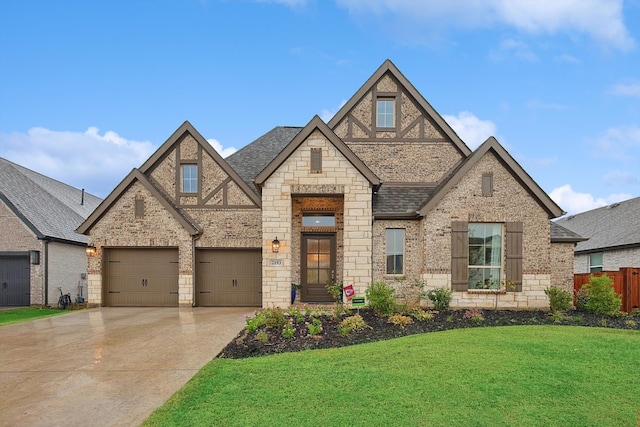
140, 121, 261, 207
254, 116, 381, 188
554, 197, 640, 253
418, 136, 565, 218
76, 168, 199, 236
0, 157, 102, 245
327, 59, 472, 157
226, 126, 302, 195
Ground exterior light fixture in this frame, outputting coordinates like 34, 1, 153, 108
86, 246, 97, 257
30, 250, 40, 265
272, 237, 280, 253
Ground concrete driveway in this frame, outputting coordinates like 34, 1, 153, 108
0, 307, 254, 427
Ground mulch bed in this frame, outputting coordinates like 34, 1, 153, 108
218, 308, 640, 359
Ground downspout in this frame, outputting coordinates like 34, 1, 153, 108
44, 240, 50, 307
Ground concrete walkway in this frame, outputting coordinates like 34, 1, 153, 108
0, 307, 254, 427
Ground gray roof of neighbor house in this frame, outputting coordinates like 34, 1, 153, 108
550, 221, 587, 243
554, 197, 640, 253
226, 126, 302, 195
0, 157, 102, 245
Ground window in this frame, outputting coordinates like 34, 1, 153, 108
386, 229, 404, 274
182, 164, 198, 193
482, 174, 493, 196
310, 148, 322, 173
134, 197, 144, 219
302, 213, 335, 227
468, 223, 503, 289
376, 99, 394, 128
589, 252, 603, 272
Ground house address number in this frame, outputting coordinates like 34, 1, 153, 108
270, 259, 284, 266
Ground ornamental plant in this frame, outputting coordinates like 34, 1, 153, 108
425, 287, 452, 311
578, 275, 622, 316
365, 281, 397, 317
545, 286, 573, 313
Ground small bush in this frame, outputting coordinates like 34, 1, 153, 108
256, 331, 268, 343
281, 321, 295, 339
306, 318, 323, 336
388, 314, 413, 328
579, 275, 622, 316
425, 287, 452, 311
410, 309, 434, 321
264, 307, 287, 330
545, 286, 573, 312
246, 311, 266, 332
338, 314, 367, 336
625, 319, 637, 328
463, 308, 484, 323
365, 281, 397, 317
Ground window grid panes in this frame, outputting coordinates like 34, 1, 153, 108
386, 229, 404, 275
377, 99, 394, 128
468, 223, 502, 289
182, 165, 198, 193
589, 252, 603, 273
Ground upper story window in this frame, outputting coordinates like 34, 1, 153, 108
589, 252, 603, 272
386, 229, 405, 275
182, 164, 198, 193
468, 223, 503, 289
376, 99, 395, 128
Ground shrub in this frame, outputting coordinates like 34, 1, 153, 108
365, 281, 397, 317
256, 331, 268, 343
306, 318, 323, 336
545, 286, 573, 312
410, 309, 434, 321
264, 307, 287, 330
281, 321, 295, 339
425, 287, 452, 311
388, 314, 413, 328
579, 275, 622, 316
463, 308, 484, 323
245, 311, 267, 332
338, 314, 367, 336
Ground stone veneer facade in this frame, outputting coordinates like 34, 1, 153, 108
261, 130, 373, 307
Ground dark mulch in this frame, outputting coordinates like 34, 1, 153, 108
218, 308, 640, 359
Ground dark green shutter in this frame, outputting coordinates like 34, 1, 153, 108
451, 221, 468, 292
505, 222, 523, 292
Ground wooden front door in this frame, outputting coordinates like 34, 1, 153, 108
301, 234, 336, 302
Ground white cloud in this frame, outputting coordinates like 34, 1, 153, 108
443, 111, 496, 149
592, 125, 640, 160
555, 53, 581, 63
550, 184, 632, 215
497, 38, 538, 61
610, 82, 640, 98
320, 99, 347, 123
335, 0, 635, 50
207, 138, 237, 158
0, 127, 236, 198
603, 170, 640, 187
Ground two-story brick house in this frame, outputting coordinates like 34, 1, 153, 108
77, 60, 580, 309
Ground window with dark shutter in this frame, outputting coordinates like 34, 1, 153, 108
451, 221, 469, 292
310, 148, 322, 173
505, 222, 523, 292
482, 174, 493, 196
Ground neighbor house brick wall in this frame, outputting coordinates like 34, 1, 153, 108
46, 241, 88, 306
261, 130, 372, 308
0, 198, 45, 305
421, 152, 552, 309
573, 247, 640, 273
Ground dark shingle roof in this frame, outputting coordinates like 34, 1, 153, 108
550, 221, 587, 243
0, 157, 102, 244
226, 126, 302, 194
373, 186, 435, 217
554, 197, 640, 252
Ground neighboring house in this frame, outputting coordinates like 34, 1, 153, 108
0, 158, 102, 306
555, 197, 640, 273
77, 60, 581, 309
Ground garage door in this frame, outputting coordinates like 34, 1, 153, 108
0, 254, 30, 306
196, 249, 261, 306
105, 248, 178, 307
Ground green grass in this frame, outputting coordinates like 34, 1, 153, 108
0, 307, 68, 326
144, 326, 640, 427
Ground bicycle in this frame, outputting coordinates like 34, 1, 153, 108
57, 287, 73, 309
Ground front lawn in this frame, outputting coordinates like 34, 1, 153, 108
0, 307, 68, 326
143, 326, 640, 426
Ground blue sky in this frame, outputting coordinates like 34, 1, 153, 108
1, 0, 638, 215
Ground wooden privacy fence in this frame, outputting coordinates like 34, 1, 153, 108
574, 267, 640, 313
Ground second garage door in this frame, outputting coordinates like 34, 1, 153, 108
0, 254, 30, 306
196, 249, 261, 306
105, 248, 179, 307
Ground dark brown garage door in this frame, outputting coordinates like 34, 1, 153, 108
0, 254, 30, 306
196, 249, 261, 306
105, 248, 179, 307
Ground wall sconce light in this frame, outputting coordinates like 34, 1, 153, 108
272, 237, 280, 253
86, 246, 97, 257
30, 250, 40, 265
